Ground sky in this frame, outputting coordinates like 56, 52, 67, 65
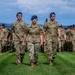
0, 0, 75, 26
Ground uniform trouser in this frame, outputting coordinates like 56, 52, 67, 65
2, 40, 7, 52
27, 42, 40, 64
72, 40, 75, 52
58, 41, 64, 52
46, 40, 57, 62
9, 41, 15, 52
14, 41, 25, 64
65, 41, 73, 51
0, 40, 6, 52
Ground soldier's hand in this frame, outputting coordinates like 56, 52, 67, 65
12, 40, 14, 44
4, 38, 7, 42
22, 42, 25, 46
58, 37, 60, 42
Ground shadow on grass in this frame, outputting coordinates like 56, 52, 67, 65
54, 54, 75, 75
11, 62, 30, 66
42, 62, 49, 65
0, 54, 14, 73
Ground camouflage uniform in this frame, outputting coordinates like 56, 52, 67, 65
12, 21, 27, 64
65, 30, 73, 51
0, 28, 8, 52
8, 30, 15, 52
71, 28, 75, 52
2, 28, 8, 52
27, 24, 43, 64
58, 28, 66, 52
0, 29, 2, 52
44, 21, 60, 62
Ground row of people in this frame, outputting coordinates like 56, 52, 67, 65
57, 25, 75, 52
0, 12, 75, 67
11, 12, 60, 67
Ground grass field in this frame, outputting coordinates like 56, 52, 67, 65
0, 52, 75, 75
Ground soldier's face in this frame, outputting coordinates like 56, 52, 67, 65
17, 14, 22, 21
2, 26, 4, 29
50, 14, 56, 21
32, 19, 37, 24
0, 26, 2, 29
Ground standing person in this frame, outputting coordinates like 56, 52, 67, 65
25, 15, 43, 67
12, 12, 28, 65
0, 24, 3, 53
44, 12, 60, 65
65, 27, 73, 51
8, 29, 15, 52
70, 26, 75, 52
2, 24, 8, 52
0, 24, 8, 53
58, 26, 66, 52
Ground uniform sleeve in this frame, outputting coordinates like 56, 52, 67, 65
57, 22, 61, 29
56, 22, 61, 29
4, 28, 8, 34
22, 22, 28, 34
6, 28, 8, 33
11, 23, 15, 33
71, 31, 73, 37
63, 30, 66, 37
43, 22, 48, 32
27, 25, 30, 34
39, 26, 43, 35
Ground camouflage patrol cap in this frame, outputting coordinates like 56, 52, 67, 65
31, 15, 38, 20
50, 12, 56, 18
16, 12, 23, 16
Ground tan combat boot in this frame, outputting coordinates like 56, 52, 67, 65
30, 63, 35, 67
49, 61, 54, 65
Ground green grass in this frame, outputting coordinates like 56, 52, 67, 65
0, 52, 75, 75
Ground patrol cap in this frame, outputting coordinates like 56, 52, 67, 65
16, 12, 23, 16
2, 24, 5, 27
31, 15, 38, 20
50, 12, 56, 18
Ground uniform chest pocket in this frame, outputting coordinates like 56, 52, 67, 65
52, 25, 57, 29
48, 25, 56, 30
15, 25, 19, 30
30, 27, 39, 33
